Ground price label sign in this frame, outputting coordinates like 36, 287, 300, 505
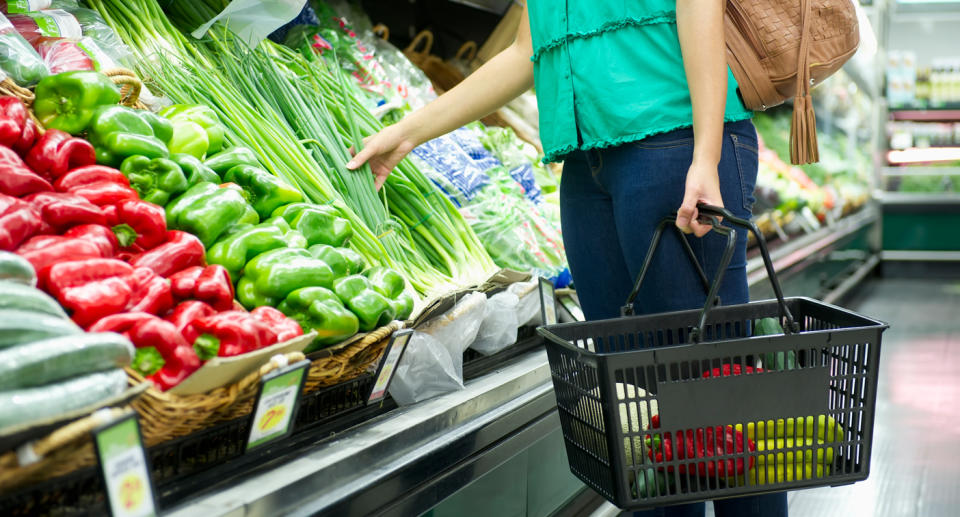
246, 360, 309, 450
368, 329, 413, 405
539, 277, 558, 326
558, 294, 585, 322
93, 413, 157, 517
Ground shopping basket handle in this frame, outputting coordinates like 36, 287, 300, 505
620, 203, 798, 342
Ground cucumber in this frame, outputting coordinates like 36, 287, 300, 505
754, 317, 784, 336
0, 369, 128, 431
0, 251, 37, 286
0, 281, 70, 319
0, 310, 81, 349
0, 332, 133, 389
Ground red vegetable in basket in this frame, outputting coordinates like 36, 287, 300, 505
0, 96, 27, 147
251, 306, 303, 342
169, 265, 235, 312
45, 258, 136, 326
54, 165, 130, 191
111, 199, 166, 251
128, 266, 173, 316
17, 235, 104, 277
13, 117, 37, 155
0, 194, 48, 250
192, 311, 278, 359
702, 364, 762, 378
63, 224, 122, 257
89, 311, 157, 334
646, 424, 755, 478
24, 191, 105, 230
130, 230, 205, 278
0, 154, 52, 197
25, 129, 96, 181
164, 300, 217, 344
126, 316, 202, 391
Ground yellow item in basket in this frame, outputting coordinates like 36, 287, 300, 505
747, 437, 836, 485
746, 415, 844, 442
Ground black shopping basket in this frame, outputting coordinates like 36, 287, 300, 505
538, 205, 888, 510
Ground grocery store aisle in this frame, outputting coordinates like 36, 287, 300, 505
782, 276, 960, 517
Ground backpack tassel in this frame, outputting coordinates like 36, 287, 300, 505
790, 92, 819, 165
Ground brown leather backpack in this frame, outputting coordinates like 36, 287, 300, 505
725, 0, 860, 164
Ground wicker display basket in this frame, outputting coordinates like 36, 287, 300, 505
130, 351, 305, 446
303, 321, 404, 393
0, 408, 128, 492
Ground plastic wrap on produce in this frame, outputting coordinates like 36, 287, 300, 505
411, 129, 492, 205
192, 0, 307, 48
0, 12, 46, 85
38, 36, 112, 73
470, 291, 520, 356
389, 292, 486, 405
60, 7, 133, 67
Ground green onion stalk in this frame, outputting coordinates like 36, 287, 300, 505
85, 0, 472, 295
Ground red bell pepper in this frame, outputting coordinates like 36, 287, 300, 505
62, 224, 121, 257
112, 200, 166, 251
17, 235, 104, 279
54, 165, 130, 192
0, 162, 53, 197
13, 118, 38, 156
192, 311, 276, 358
646, 425, 755, 478
89, 311, 158, 334
130, 231, 205, 278
0, 194, 49, 251
126, 316, 202, 391
67, 180, 139, 207
164, 300, 217, 344
24, 191, 106, 230
45, 258, 136, 327
702, 364, 762, 378
128, 267, 174, 316
0, 97, 27, 147
169, 265, 235, 312
251, 306, 304, 343
25, 129, 96, 181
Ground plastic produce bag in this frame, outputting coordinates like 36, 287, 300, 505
412, 129, 494, 205
192, 0, 307, 49
470, 291, 520, 356
38, 36, 113, 73
389, 292, 486, 405
509, 281, 541, 327
60, 7, 133, 67
0, 12, 45, 84
1, 0, 76, 14
8, 10, 82, 47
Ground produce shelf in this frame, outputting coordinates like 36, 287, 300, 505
890, 108, 960, 121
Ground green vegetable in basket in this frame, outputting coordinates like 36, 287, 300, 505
753, 317, 796, 371
0, 13, 48, 86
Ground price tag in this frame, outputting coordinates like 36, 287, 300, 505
367, 329, 413, 405
92, 412, 157, 517
246, 359, 309, 450
538, 277, 557, 326
558, 294, 585, 322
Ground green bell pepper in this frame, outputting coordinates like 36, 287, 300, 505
206, 219, 307, 280
166, 182, 259, 247
307, 244, 366, 279
120, 155, 189, 207
159, 104, 226, 155
333, 275, 396, 332
87, 105, 169, 166
363, 266, 415, 320
236, 247, 336, 309
272, 203, 352, 247
167, 121, 209, 159
278, 287, 359, 351
33, 71, 120, 135
170, 153, 220, 187
222, 164, 304, 220
204, 146, 260, 176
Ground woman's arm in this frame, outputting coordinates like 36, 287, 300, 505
347, 5, 535, 188
675, 0, 728, 236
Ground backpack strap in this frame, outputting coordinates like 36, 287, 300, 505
790, 0, 819, 165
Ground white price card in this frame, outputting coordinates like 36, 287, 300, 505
93, 413, 157, 517
246, 360, 309, 450
539, 277, 557, 326
367, 329, 412, 405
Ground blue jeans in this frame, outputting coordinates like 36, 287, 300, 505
559, 119, 787, 517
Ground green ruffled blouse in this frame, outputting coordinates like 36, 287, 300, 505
527, 0, 752, 163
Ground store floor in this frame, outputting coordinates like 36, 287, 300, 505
779, 276, 960, 517
598, 276, 960, 517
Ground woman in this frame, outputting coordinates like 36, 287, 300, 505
347, 2, 787, 516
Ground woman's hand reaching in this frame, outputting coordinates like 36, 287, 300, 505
346, 125, 416, 190
675, 160, 724, 237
